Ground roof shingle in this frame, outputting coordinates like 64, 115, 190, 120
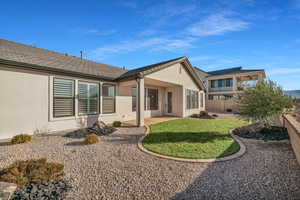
0, 39, 127, 80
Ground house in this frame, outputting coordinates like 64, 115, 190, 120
194, 66, 265, 113
0, 39, 206, 139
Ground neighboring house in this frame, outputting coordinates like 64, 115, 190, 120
194, 66, 265, 112
0, 39, 206, 139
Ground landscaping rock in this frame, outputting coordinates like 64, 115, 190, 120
0, 182, 17, 200
11, 180, 71, 200
64, 121, 116, 138
233, 124, 289, 141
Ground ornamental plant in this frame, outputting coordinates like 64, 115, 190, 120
238, 79, 293, 126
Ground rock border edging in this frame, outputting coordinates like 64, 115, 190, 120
137, 125, 246, 163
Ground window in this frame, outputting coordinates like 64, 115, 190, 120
186, 89, 199, 109
102, 84, 116, 114
147, 88, 158, 110
210, 80, 217, 88
53, 78, 75, 117
218, 79, 225, 87
132, 88, 159, 111
200, 93, 204, 108
225, 78, 233, 87
208, 95, 233, 101
78, 82, 99, 115
131, 88, 136, 111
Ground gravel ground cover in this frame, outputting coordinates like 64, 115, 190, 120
0, 127, 300, 200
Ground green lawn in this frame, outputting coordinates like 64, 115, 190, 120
143, 118, 247, 159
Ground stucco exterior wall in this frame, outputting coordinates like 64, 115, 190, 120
0, 66, 166, 139
146, 63, 205, 117
0, 61, 205, 139
282, 114, 300, 165
0, 67, 49, 139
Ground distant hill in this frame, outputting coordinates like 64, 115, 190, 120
284, 90, 300, 99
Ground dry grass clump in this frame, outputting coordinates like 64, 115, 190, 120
112, 121, 122, 127
11, 134, 32, 144
0, 158, 64, 187
84, 134, 100, 145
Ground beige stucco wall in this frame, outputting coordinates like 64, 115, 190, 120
0, 67, 49, 139
146, 63, 205, 117
0, 66, 166, 139
0, 61, 205, 139
283, 114, 300, 165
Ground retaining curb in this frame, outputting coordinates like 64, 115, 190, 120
137, 125, 246, 163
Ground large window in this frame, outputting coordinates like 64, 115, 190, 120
225, 78, 233, 87
147, 88, 159, 110
131, 88, 159, 111
186, 89, 199, 109
53, 78, 75, 117
211, 78, 233, 88
210, 80, 217, 88
208, 94, 233, 100
200, 93, 204, 108
102, 84, 116, 114
218, 79, 225, 87
78, 82, 99, 115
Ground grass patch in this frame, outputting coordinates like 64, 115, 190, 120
0, 158, 64, 187
143, 119, 247, 159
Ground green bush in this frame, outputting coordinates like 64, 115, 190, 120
0, 158, 64, 187
84, 134, 99, 145
199, 111, 208, 116
239, 80, 293, 126
112, 121, 122, 127
11, 134, 32, 145
191, 114, 199, 118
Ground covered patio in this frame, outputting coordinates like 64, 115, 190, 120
119, 77, 183, 127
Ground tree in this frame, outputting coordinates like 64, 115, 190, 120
238, 80, 293, 126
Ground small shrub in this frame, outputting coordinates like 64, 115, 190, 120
199, 111, 208, 116
0, 158, 64, 187
191, 114, 199, 118
112, 121, 122, 127
11, 134, 32, 145
226, 108, 232, 112
84, 134, 99, 145
212, 114, 218, 117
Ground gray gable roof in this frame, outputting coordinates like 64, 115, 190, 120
117, 57, 185, 81
0, 39, 127, 80
0, 39, 205, 90
117, 56, 206, 91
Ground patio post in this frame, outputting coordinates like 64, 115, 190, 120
136, 78, 145, 127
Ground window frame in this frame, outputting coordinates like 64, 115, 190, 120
78, 81, 100, 116
102, 83, 116, 114
53, 78, 75, 118
186, 89, 199, 110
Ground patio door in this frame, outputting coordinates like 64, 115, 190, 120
167, 92, 172, 113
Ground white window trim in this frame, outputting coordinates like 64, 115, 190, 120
49, 76, 117, 122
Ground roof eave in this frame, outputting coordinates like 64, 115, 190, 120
0, 58, 116, 81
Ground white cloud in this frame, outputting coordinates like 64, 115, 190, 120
89, 37, 195, 59
187, 13, 250, 36
73, 28, 117, 36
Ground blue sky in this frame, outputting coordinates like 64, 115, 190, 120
1, 0, 300, 90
